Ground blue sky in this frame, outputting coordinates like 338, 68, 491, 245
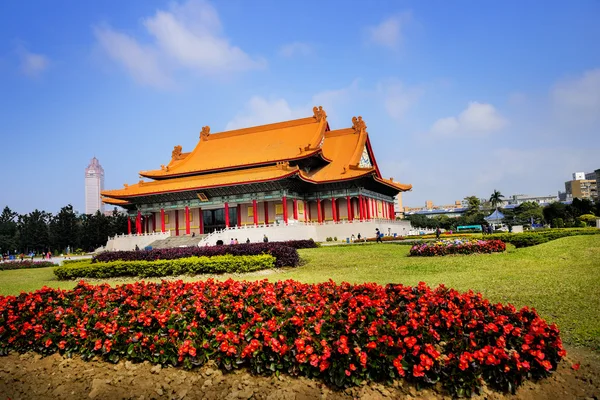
1, 0, 599, 214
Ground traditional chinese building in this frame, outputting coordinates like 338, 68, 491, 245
101, 107, 411, 238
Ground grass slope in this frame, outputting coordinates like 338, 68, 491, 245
1, 235, 598, 349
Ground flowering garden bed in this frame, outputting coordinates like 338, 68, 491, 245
53, 254, 275, 280
0, 260, 55, 271
0, 280, 565, 396
94, 241, 311, 268
409, 239, 506, 257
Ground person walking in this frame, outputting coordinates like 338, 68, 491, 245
246, 238, 251, 244
263, 234, 269, 243
376, 228, 382, 243
435, 227, 441, 240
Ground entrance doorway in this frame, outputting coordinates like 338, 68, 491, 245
202, 207, 238, 233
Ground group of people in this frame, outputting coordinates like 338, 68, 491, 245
218, 234, 269, 246
350, 228, 386, 243
481, 225, 494, 235
0, 251, 53, 262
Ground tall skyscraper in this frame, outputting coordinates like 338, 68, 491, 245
85, 157, 105, 215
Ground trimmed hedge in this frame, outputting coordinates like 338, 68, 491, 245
488, 228, 600, 248
0, 260, 55, 271
95, 242, 299, 268
54, 254, 276, 280
280, 239, 319, 249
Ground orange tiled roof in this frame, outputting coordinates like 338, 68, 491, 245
102, 164, 300, 199
141, 108, 328, 179
101, 197, 131, 206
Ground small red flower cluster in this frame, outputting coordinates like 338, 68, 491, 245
409, 240, 506, 257
0, 280, 564, 395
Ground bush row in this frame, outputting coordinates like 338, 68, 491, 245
54, 254, 276, 280
279, 239, 319, 249
409, 240, 506, 256
95, 242, 300, 268
0, 260, 55, 271
0, 280, 565, 396
487, 228, 600, 248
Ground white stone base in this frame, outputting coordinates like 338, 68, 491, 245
198, 219, 412, 245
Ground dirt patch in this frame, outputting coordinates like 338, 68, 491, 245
0, 346, 598, 399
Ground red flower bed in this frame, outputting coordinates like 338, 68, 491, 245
409, 240, 506, 257
0, 260, 55, 271
95, 242, 303, 268
0, 280, 564, 395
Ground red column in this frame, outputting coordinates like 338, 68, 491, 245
152, 213, 156, 232
224, 202, 230, 228
199, 208, 204, 234
175, 210, 179, 236
136, 211, 141, 234
317, 199, 323, 223
367, 198, 372, 220
146, 216, 150, 233
160, 209, 165, 232
390, 203, 395, 220
331, 198, 337, 222
185, 206, 191, 235
307, 201, 312, 221
128, 217, 132, 234
346, 196, 351, 221
253, 199, 258, 226
264, 202, 269, 225
293, 199, 298, 220
282, 196, 288, 224
237, 204, 241, 226
304, 200, 308, 222
358, 196, 364, 221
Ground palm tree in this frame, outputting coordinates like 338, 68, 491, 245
489, 190, 505, 210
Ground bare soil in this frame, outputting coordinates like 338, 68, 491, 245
0, 346, 598, 400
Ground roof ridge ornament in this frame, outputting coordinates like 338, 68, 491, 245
200, 126, 210, 141
313, 106, 327, 122
276, 161, 291, 170
171, 145, 183, 161
352, 116, 366, 134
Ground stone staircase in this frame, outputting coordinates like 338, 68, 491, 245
148, 234, 206, 249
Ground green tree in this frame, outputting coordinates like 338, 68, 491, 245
464, 196, 481, 216
513, 202, 544, 225
49, 204, 80, 253
17, 210, 50, 253
489, 190, 505, 210
0, 206, 18, 254
579, 214, 597, 227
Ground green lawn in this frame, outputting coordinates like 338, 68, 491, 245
1, 235, 599, 349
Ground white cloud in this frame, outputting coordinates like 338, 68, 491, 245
551, 68, 600, 121
94, 0, 265, 88
225, 97, 305, 130
378, 79, 423, 120
16, 45, 49, 78
279, 42, 313, 58
430, 102, 507, 136
93, 25, 171, 88
365, 13, 411, 49
225, 81, 362, 130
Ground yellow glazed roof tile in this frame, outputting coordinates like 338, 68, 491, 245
141, 111, 327, 179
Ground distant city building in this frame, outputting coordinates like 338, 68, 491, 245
504, 194, 557, 206
573, 172, 586, 180
394, 193, 403, 218
564, 170, 597, 201
85, 157, 105, 215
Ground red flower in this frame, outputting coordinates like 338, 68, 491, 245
413, 364, 425, 377
571, 363, 580, 371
